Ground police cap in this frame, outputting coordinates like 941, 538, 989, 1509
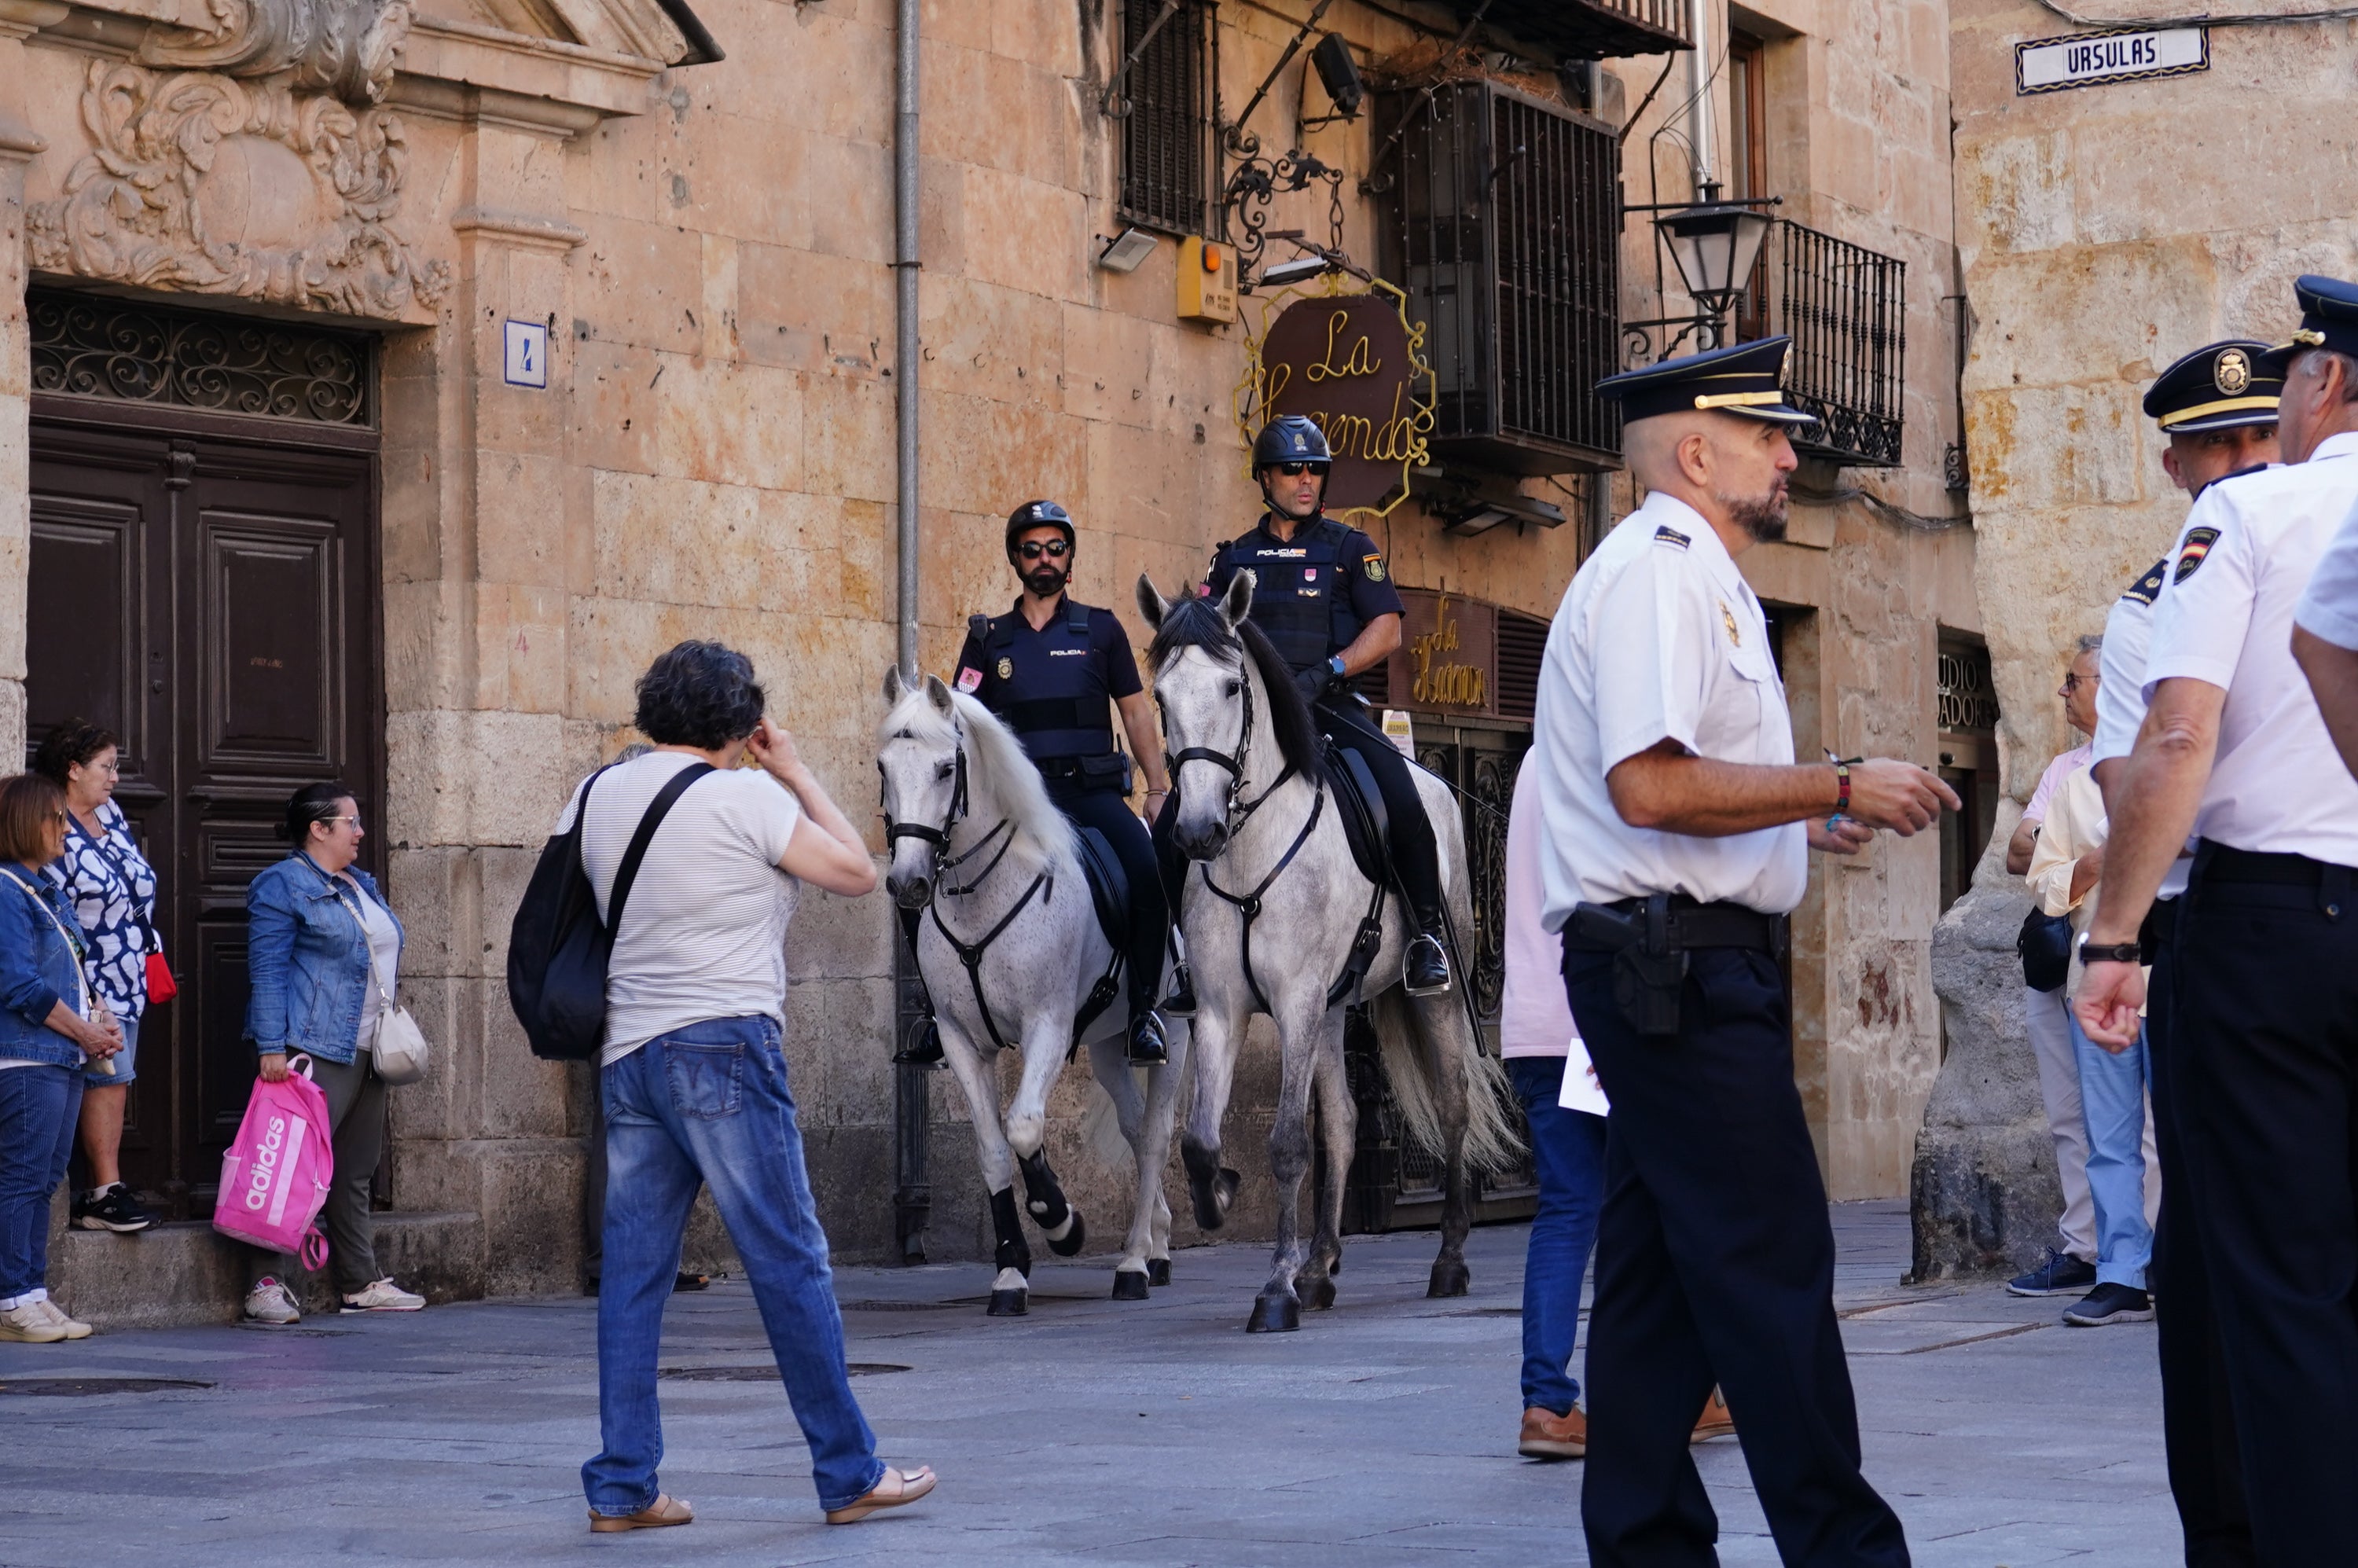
2259, 274, 2358, 376
1005, 499, 1074, 555
2143, 340, 2279, 434
1253, 415, 1332, 470
1593, 336, 1818, 429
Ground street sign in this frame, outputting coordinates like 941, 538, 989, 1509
2015, 26, 2207, 94
502, 319, 549, 388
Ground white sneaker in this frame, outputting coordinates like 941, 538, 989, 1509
244, 1278, 301, 1325
341, 1278, 424, 1313
0, 1302, 66, 1342
37, 1299, 92, 1339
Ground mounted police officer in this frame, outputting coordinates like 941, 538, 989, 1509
1159, 416, 1451, 1009
896, 500, 1173, 1067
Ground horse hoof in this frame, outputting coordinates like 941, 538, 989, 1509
1245, 1295, 1301, 1334
1111, 1269, 1150, 1302
986, 1289, 1029, 1317
1147, 1258, 1172, 1288
1298, 1276, 1336, 1312
1046, 1210, 1087, 1258
1427, 1259, 1471, 1299
1189, 1166, 1240, 1231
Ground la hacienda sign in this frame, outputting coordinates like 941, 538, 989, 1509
2015, 25, 2207, 94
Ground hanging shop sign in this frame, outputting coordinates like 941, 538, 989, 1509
1362, 589, 1500, 720
2015, 26, 2206, 94
1238, 279, 1435, 517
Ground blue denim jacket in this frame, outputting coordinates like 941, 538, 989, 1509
244, 854, 403, 1064
0, 863, 94, 1068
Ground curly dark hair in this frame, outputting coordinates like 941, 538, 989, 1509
633, 640, 766, 749
31, 718, 119, 787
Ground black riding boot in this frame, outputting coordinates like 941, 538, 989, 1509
1405, 925, 1451, 997
1162, 959, 1196, 1017
1127, 1010, 1170, 1065
893, 905, 946, 1066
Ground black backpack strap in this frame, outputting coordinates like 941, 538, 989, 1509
1066, 597, 1091, 635
603, 762, 715, 935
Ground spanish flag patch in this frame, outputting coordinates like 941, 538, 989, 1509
2173, 527, 2220, 584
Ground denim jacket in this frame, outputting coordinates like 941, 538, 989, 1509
0, 863, 94, 1069
243, 854, 403, 1064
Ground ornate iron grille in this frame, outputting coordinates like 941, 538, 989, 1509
1442, 0, 1690, 57
1937, 641, 2000, 735
1744, 221, 1905, 468
28, 292, 373, 427
1115, 0, 1218, 237
1374, 82, 1621, 476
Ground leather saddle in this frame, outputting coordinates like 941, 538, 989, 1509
1067, 825, 1129, 1047
1324, 740, 1391, 890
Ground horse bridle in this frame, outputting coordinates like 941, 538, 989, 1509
1166, 654, 1296, 834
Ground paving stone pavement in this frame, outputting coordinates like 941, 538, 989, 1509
0, 1199, 2172, 1567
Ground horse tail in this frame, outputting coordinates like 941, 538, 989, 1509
1368, 989, 1523, 1177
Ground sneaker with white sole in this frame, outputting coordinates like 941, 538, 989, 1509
341, 1278, 425, 1313
2062, 1282, 2154, 1327
37, 1299, 92, 1339
0, 1302, 66, 1342
244, 1278, 301, 1325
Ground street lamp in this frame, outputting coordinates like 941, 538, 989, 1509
1655, 181, 1772, 338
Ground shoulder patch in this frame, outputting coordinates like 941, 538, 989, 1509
956, 667, 982, 692
1361, 553, 1386, 582
1653, 524, 1691, 549
2120, 557, 2169, 606
2173, 527, 2220, 584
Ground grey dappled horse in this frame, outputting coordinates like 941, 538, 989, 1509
1138, 571, 1519, 1333
878, 667, 1188, 1314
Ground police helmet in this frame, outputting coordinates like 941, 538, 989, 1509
1253, 416, 1331, 472
1005, 499, 1075, 556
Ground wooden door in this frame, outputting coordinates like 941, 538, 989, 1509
28, 420, 379, 1213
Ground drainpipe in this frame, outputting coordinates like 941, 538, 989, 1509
1686, 0, 1713, 193
890, 0, 931, 1263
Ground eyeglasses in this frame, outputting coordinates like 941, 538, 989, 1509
324, 815, 364, 830
2061, 673, 2099, 693
1015, 539, 1070, 560
1271, 462, 1324, 478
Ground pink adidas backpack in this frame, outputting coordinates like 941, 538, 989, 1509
211, 1054, 334, 1270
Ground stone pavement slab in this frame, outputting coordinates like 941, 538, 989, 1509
0, 1200, 2172, 1566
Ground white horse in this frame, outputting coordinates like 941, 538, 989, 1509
878, 666, 1188, 1314
1137, 571, 1519, 1332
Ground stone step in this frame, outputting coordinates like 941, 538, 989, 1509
46, 1210, 487, 1330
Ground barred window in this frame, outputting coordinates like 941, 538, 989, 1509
1114, 0, 1218, 237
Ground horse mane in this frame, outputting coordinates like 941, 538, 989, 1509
880, 681, 1077, 868
1146, 587, 1325, 783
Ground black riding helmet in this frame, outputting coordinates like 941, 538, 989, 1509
1005, 499, 1075, 557
1252, 415, 1332, 472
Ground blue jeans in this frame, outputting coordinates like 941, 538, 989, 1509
2071, 1011, 2154, 1289
582, 1015, 883, 1517
0, 1065, 83, 1298
1507, 1056, 1609, 1415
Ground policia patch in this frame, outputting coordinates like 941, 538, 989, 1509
2121, 557, 2168, 606
2174, 527, 2220, 584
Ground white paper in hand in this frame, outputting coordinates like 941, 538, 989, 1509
1556, 1034, 1610, 1117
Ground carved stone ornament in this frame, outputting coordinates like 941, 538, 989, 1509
27, 55, 450, 320
138, 0, 417, 108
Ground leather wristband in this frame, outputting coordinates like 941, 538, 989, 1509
2079, 938, 2142, 965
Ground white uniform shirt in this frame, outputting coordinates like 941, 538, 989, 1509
2095, 566, 2191, 900
2145, 431, 2358, 865
2294, 494, 2358, 650
1534, 490, 1806, 928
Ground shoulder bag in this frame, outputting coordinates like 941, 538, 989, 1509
506, 761, 714, 1062
325, 878, 428, 1086
2018, 909, 2073, 993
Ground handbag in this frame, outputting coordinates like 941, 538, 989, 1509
82, 820, 175, 1006
326, 878, 429, 1086
2018, 909, 2073, 993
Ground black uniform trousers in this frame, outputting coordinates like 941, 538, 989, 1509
1563, 938, 1909, 1568
2173, 852, 2358, 1566
2144, 897, 2254, 1567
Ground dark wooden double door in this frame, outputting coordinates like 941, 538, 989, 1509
28, 416, 380, 1214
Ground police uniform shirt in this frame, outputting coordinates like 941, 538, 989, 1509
2145, 431, 2358, 864
1533, 490, 1805, 931
1205, 515, 1404, 648
2294, 494, 2358, 651
2095, 559, 2191, 898
953, 598, 1143, 755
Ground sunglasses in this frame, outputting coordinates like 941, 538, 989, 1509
1270, 462, 1324, 477
1015, 539, 1071, 560
321, 814, 365, 830
2060, 673, 2098, 694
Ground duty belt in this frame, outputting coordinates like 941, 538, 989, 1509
1565, 893, 1790, 959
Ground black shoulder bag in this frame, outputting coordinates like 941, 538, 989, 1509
2018, 909, 2074, 993
507, 762, 714, 1061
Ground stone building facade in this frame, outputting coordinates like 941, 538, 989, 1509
1915, 0, 2358, 1276
6, 0, 1974, 1322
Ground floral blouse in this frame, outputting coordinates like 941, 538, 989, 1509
48, 800, 159, 1020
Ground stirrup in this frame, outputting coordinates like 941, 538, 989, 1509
893, 1015, 945, 1067
1126, 1011, 1170, 1065
1161, 964, 1197, 1019
1404, 932, 1451, 997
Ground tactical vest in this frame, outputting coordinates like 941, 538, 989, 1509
971, 597, 1116, 765
1214, 516, 1361, 677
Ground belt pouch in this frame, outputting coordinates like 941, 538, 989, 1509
1612, 893, 1687, 1041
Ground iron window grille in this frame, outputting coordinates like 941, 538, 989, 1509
1741, 220, 1905, 468
28, 290, 373, 427
1373, 82, 1622, 476
1114, 0, 1219, 238
1435, 0, 1691, 57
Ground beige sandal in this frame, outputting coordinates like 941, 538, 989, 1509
824, 1465, 936, 1525
589, 1493, 694, 1533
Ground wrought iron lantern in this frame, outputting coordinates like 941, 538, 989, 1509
1656, 182, 1772, 325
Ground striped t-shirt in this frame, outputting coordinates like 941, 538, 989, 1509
553, 751, 803, 1067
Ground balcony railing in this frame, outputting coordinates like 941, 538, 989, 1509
1741, 220, 1906, 468
1439, 0, 1691, 60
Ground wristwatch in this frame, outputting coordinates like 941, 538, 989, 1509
1327, 654, 1346, 681
2077, 936, 2142, 965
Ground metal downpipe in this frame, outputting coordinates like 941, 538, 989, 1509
891, 0, 931, 1264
